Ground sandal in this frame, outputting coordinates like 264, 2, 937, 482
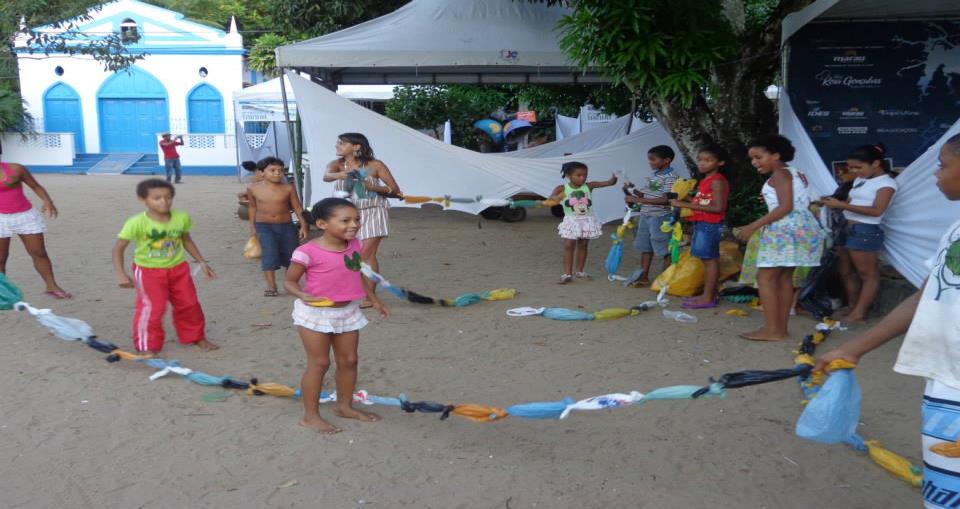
574, 272, 592, 280
264, 289, 279, 297
558, 274, 573, 285
45, 290, 72, 300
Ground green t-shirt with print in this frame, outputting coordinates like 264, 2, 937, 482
117, 210, 192, 268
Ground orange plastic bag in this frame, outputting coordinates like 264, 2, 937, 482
243, 235, 261, 259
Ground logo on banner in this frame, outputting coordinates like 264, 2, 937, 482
815, 71, 882, 88
837, 126, 869, 135
877, 127, 919, 134
841, 107, 865, 118
878, 109, 920, 117
832, 51, 867, 64
500, 49, 519, 61
809, 125, 831, 138
807, 107, 830, 117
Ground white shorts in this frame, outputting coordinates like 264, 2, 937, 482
292, 299, 368, 334
0, 208, 46, 238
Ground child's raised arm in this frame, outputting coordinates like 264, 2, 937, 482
181, 233, 215, 279
587, 171, 620, 190
113, 239, 134, 288
548, 184, 566, 202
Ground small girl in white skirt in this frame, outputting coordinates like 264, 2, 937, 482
549, 161, 619, 284
284, 197, 389, 434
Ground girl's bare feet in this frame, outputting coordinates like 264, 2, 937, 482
300, 415, 341, 434
194, 339, 219, 351
739, 328, 788, 341
334, 405, 381, 422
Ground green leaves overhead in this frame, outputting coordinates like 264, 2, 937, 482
554, 0, 737, 106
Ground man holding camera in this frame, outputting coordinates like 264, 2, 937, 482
159, 133, 185, 184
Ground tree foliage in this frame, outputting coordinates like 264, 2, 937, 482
246, 33, 288, 74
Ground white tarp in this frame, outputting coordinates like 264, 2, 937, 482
882, 119, 960, 286
555, 114, 580, 141
778, 93, 837, 200
287, 73, 688, 223
274, 0, 604, 85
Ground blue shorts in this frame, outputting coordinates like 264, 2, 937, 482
691, 221, 723, 260
255, 222, 298, 271
839, 223, 884, 252
633, 213, 673, 257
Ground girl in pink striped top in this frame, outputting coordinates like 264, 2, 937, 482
284, 197, 389, 434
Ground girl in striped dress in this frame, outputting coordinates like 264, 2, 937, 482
324, 133, 402, 308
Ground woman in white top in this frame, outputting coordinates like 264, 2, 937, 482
324, 133, 402, 308
822, 144, 898, 324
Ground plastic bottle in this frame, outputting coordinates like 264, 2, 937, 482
663, 309, 698, 323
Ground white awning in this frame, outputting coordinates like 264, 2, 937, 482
275, 0, 605, 85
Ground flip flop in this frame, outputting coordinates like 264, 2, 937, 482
264, 289, 279, 297
681, 300, 718, 309
44, 290, 72, 300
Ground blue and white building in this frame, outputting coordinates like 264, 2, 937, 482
8, 0, 243, 174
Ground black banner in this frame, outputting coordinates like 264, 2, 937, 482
788, 21, 960, 178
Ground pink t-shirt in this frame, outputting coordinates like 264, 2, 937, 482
290, 238, 366, 302
0, 163, 33, 214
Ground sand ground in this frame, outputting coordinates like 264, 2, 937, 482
1, 176, 921, 508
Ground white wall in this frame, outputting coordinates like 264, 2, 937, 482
17, 53, 243, 154
0, 133, 75, 165
155, 134, 238, 166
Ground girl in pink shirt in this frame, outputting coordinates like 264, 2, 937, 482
284, 197, 389, 434
0, 162, 70, 299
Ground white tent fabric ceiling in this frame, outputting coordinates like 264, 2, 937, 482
274, 0, 605, 85
287, 73, 687, 223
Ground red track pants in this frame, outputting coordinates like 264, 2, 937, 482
132, 262, 206, 352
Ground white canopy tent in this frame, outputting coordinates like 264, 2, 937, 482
781, 0, 960, 286
288, 73, 687, 224
274, 0, 605, 86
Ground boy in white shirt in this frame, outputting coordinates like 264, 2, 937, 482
817, 133, 960, 508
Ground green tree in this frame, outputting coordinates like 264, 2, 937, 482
247, 33, 289, 74
535, 0, 812, 185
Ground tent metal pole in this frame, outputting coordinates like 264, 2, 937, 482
279, 70, 301, 199
627, 95, 637, 135
234, 120, 243, 183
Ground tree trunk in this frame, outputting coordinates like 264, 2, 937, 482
647, 0, 815, 186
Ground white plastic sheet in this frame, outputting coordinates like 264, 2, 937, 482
288, 72, 689, 223
882, 119, 960, 287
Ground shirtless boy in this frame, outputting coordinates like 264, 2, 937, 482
247, 157, 308, 296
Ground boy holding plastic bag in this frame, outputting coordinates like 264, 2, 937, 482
816, 134, 960, 508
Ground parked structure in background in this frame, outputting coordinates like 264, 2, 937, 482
6, 0, 243, 175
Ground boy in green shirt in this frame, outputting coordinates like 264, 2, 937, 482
113, 179, 218, 353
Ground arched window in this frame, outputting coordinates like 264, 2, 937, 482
187, 83, 225, 133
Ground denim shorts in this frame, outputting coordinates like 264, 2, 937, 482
255, 222, 299, 271
633, 213, 673, 257
840, 222, 884, 252
691, 221, 723, 260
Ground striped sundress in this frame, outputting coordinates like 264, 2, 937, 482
333, 169, 390, 240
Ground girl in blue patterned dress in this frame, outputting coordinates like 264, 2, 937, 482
735, 135, 825, 341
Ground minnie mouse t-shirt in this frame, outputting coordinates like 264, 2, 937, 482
561, 183, 594, 217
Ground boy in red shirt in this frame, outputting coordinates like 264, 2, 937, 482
159, 133, 184, 184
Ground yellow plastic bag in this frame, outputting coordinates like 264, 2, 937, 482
243, 235, 262, 259
718, 240, 744, 281
672, 178, 698, 219
652, 252, 704, 297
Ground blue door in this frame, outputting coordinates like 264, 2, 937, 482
99, 99, 168, 153
97, 67, 169, 153
43, 83, 85, 153
187, 84, 224, 133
